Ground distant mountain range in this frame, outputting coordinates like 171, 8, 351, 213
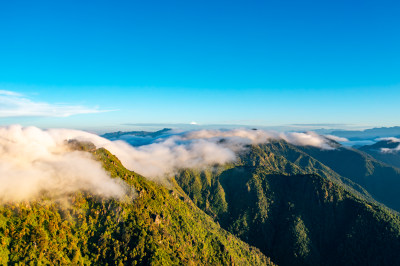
101, 128, 172, 140
101, 128, 172, 146
102, 125, 400, 143
327, 126, 400, 140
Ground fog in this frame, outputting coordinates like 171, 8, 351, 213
0, 125, 341, 202
0, 125, 127, 202
101, 128, 341, 178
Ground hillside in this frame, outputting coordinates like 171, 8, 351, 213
297, 144, 400, 212
175, 142, 400, 266
358, 139, 400, 169
0, 147, 273, 265
3, 138, 400, 265
239, 141, 373, 201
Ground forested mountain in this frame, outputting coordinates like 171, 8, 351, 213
0, 148, 273, 265
101, 128, 171, 140
297, 144, 400, 212
3, 139, 400, 265
358, 139, 400, 169
175, 141, 400, 265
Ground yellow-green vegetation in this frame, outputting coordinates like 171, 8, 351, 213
0, 148, 274, 265
175, 141, 400, 266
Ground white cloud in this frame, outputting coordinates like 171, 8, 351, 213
0, 90, 107, 118
323, 135, 349, 142
381, 147, 400, 153
102, 129, 339, 178
182, 129, 336, 149
0, 125, 343, 202
377, 137, 400, 153
0, 125, 128, 203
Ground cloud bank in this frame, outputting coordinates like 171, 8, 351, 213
99, 128, 340, 178
183, 129, 337, 150
0, 90, 106, 117
0, 125, 341, 202
0, 125, 127, 203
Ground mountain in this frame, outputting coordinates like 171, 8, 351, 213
0, 147, 273, 265
175, 141, 400, 265
101, 128, 171, 140
239, 140, 373, 201
329, 126, 400, 140
3, 138, 400, 265
101, 128, 172, 147
358, 139, 400, 169
297, 144, 400, 212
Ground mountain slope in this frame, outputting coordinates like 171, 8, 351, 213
297, 145, 400, 212
175, 143, 400, 266
240, 141, 373, 201
0, 147, 273, 265
358, 139, 400, 169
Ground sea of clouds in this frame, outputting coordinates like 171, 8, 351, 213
0, 125, 344, 202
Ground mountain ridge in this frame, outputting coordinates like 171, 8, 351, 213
3, 137, 400, 265
358, 139, 400, 169
0, 146, 274, 265
175, 141, 400, 265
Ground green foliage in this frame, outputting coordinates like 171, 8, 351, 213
175, 141, 400, 266
0, 148, 273, 265
359, 140, 400, 169
297, 144, 400, 212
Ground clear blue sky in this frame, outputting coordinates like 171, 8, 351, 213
0, 0, 399, 132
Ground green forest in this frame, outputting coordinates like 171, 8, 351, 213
0, 148, 272, 265
2, 141, 400, 265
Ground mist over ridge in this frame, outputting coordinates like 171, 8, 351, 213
0, 125, 127, 203
0, 124, 347, 202
98, 127, 346, 178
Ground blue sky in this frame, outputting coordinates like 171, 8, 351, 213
0, 0, 399, 132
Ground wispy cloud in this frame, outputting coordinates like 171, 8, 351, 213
0, 90, 109, 118
378, 137, 400, 153
289, 123, 350, 127
0, 90, 22, 97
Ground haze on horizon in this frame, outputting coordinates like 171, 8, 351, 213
0, 1, 399, 131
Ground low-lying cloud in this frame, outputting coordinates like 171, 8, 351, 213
52, 128, 341, 179
183, 129, 338, 150
377, 137, 400, 153
0, 125, 127, 203
0, 125, 341, 202
323, 135, 349, 143
100, 128, 340, 178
